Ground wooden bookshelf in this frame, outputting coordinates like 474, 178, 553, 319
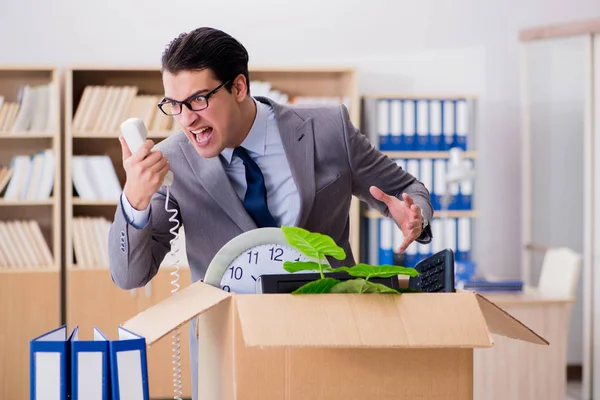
63, 66, 188, 399
63, 65, 361, 399
0, 65, 61, 400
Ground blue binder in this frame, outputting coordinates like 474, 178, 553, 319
70, 326, 110, 400
30, 325, 73, 400
109, 326, 149, 400
378, 218, 394, 265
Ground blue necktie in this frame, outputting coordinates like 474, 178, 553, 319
233, 146, 278, 228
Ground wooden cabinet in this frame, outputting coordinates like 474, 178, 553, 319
0, 65, 62, 399
66, 268, 139, 339
0, 271, 60, 400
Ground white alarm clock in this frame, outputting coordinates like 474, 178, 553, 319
203, 227, 327, 294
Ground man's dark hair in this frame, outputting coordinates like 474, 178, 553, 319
161, 27, 250, 94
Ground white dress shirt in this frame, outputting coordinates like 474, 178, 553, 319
121, 98, 301, 229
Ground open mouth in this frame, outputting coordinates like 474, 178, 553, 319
190, 127, 214, 145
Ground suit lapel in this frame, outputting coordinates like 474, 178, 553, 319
180, 142, 257, 232
269, 99, 316, 228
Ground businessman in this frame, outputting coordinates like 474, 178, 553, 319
108, 27, 433, 399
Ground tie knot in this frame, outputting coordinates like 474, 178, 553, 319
233, 146, 252, 163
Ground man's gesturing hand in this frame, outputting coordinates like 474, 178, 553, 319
119, 135, 170, 211
369, 186, 424, 254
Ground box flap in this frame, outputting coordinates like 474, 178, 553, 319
122, 281, 231, 345
475, 293, 549, 345
234, 292, 494, 348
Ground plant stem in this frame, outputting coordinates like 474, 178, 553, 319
318, 252, 324, 279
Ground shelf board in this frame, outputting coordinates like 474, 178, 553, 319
364, 209, 479, 219
72, 131, 177, 139
0, 64, 57, 71
383, 151, 477, 159
363, 93, 477, 100
0, 198, 55, 206
69, 264, 189, 270
70, 265, 110, 270
0, 132, 56, 138
0, 267, 59, 273
73, 198, 118, 206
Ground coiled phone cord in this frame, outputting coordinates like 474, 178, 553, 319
164, 185, 183, 400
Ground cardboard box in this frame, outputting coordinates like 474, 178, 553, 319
122, 281, 548, 400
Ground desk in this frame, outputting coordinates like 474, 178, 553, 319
473, 292, 576, 400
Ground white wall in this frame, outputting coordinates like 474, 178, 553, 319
1, 0, 599, 361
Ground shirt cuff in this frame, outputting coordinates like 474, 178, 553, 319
120, 192, 150, 229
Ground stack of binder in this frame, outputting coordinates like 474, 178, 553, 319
362, 95, 477, 270
30, 325, 149, 399
372, 98, 472, 152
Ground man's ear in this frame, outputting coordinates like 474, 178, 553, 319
232, 74, 248, 103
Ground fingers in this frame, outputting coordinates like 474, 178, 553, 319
131, 140, 156, 162
139, 149, 164, 169
148, 153, 169, 174
410, 203, 421, 221
369, 186, 394, 206
402, 193, 414, 207
119, 135, 132, 161
398, 236, 412, 254
157, 162, 171, 179
398, 223, 420, 253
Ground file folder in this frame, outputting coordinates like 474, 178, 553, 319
402, 99, 416, 150
432, 159, 446, 210
377, 99, 392, 150
378, 218, 394, 265
429, 100, 442, 150
456, 217, 471, 262
455, 99, 469, 150
442, 100, 455, 151
460, 159, 474, 209
109, 326, 149, 400
390, 99, 403, 150
30, 325, 73, 400
416, 99, 429, 151
71, 326, 110, 400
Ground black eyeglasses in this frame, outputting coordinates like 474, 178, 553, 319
157, 80, 230, 116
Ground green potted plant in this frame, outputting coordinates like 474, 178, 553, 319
281, 226, 419, 294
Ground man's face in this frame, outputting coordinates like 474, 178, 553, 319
162, 68, 246, 158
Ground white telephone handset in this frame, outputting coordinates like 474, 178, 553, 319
120, 117, 183, 400
120, 117, 174, 187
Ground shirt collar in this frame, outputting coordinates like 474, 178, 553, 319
221, 98, 268, 164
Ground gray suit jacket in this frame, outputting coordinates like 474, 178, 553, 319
108, 96, 433, 398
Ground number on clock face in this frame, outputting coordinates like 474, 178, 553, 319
219, 244, 310, 294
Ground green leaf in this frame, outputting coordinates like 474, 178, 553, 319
281, 226, 346, 260
344, 264, 419, 279
329, 279, 377, 293
329, 279, 409, 294
283, 261, 322, 273
292, 278, 341, 294
323, 266, 350, 273
364, 281, 402, 294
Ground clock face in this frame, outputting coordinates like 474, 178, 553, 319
203, 228, 327, 294
218, 243, 311, 294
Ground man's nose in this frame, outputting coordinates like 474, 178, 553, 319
178, 106, 199, 127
